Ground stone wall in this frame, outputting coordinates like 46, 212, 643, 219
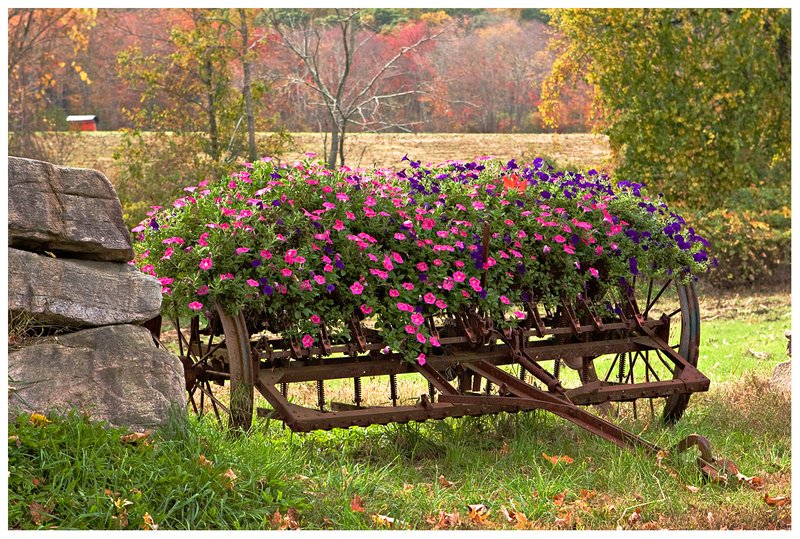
8, 157, 186, 430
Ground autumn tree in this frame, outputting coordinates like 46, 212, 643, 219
268, 8, 450, 167
113, 8, 291, 226
8, 8, 97, 161
541, 8, 790, 209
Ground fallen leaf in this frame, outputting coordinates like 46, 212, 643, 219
438, 474, 455, 488
555, 511, 572, 529
499, 505, 516, 523
746, 476, 766, 490
642, 520, 659, 530
542, 452, 574, 464
467, 503, 490, 525
552, 491, 566, 507
285, 507, 300, 530
764, 493, 790, 507
271, 509, 283, 528
542, 452, 559, 464
372, 513, 395, 528
29, 501, 53, 526
141, 512, 158, 530
29, 413, 51, 427
498, 442, 511, 456
221, 468, 237, 490
580, 489, 596, 501
120, 432, 149, 444
198, 454, 213, 468
350, 493, 365, 513
322, 517, 334, 528
655, 449, 669, 468
707, 511, 714, 527
686, 485, 700, 493
627, 508, 641, 527
402, 483, 415, 493
432, 510, 460, 529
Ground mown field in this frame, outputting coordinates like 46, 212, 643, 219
57, 131, 613, 176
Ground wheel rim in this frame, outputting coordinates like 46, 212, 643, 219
171, 304, 254, 430
566, 277, 700, 424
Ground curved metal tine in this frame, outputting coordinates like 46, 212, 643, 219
654, 349, 677, 375
625, 351, 638, 384
604, 353, 622, 382
174, 318, 186, 358
645, 279, 672, 319
197, 379, 229, 421
639, 350, 663, 382
188, 386, 200, 414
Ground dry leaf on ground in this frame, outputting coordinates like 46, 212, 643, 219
350, 493, 365, 513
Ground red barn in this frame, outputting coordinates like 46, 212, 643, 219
66, 115, 98, 131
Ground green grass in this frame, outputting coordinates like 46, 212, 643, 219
8, 290, 792, 530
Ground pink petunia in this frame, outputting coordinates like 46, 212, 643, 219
188, 301, 203, 311
429, 336, 440, 347
219, 273, 235, 280
405, 324, 417, 334
417, 353, 427, 366
469, 277, 482, 292
423, 292, 437, 304
416, 262, 428, 272
246, 279, 259, 287
435, 299, 447, 310
452, 271, 466, 283
199, 257, 213, 270
301, 334, 315, 348
416, 333, 427, 344
411, 313, 425, 326
360, 304, 373, 315
310, 314, 322, 324
280, 268, 293, 277
500, 295, 510, 305
350, 281, 364, 295
389, 289, 400, 298
197, 285, 209, 295
589, 267, 599, 278
514, 311, 527, 320
235, 247, 250, 255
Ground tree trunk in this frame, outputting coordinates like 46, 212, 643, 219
327, 116, 339, 169
205, 57, 220, 161
239, 8, 257, 162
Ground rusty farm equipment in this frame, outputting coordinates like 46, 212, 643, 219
147, 275, 724, 468
137, 156, 727, 474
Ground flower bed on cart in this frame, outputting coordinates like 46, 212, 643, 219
132, 155, 711, 364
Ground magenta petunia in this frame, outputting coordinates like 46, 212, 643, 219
310, 314, 322, 324
301, 334, 315, 348
199, 257, 213, 270
350, 281, 364, 295
188, 301, 203, 311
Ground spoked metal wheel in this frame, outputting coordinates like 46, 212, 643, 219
171, 303, 255, 430
573, 278, 700, 425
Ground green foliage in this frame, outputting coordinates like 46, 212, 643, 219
689, 185, 791, 287
542, 8, 790, 210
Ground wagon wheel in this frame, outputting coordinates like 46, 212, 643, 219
575, 278, 700, 425
172, 303, 255, 430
